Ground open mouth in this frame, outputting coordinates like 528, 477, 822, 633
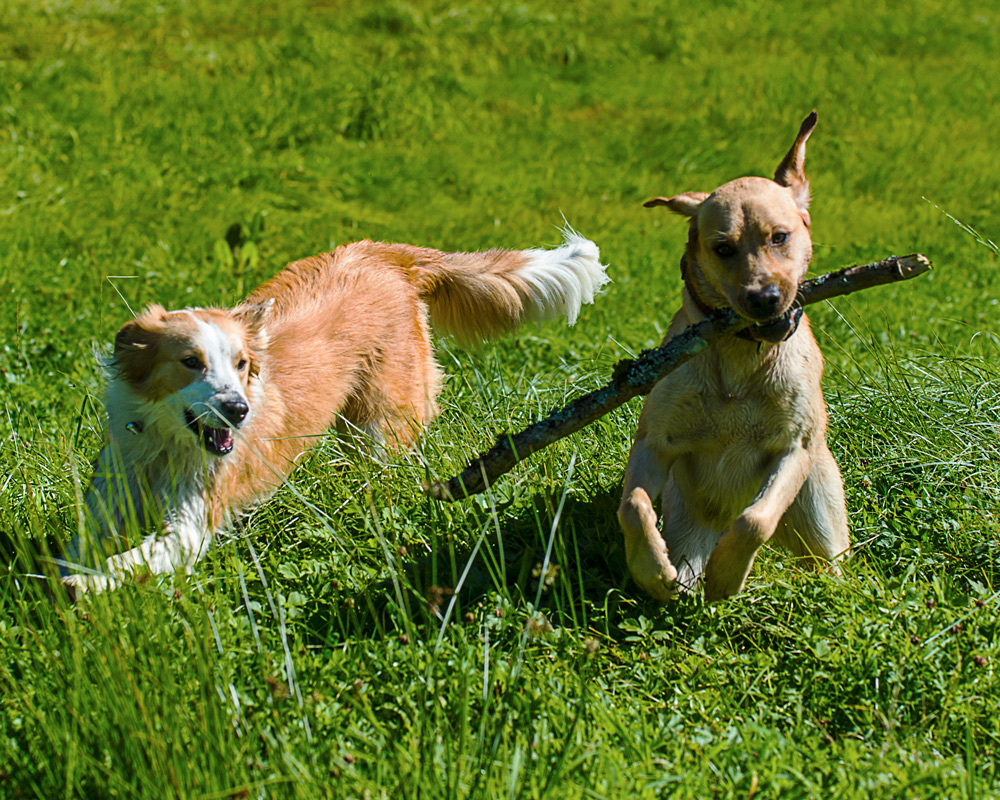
741, 307, 803, 344
184, 410, 235, 456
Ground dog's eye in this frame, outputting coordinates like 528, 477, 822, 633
714, 243, 736, 258
237, 359, 247, 371
771, 232, 789, 245
181, 356, 204, 370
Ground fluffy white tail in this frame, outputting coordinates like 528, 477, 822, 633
412, 228, 609, 345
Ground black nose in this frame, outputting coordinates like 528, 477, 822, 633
220, 398, 249, 425
745, 285, 783, 319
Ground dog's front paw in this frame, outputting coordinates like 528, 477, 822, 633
702, 567, 746, 603
627, 541, 679, 602
62, 572, 118, 599
703, 531, 758, 602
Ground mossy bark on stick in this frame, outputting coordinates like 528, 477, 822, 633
428, 253, 932, 501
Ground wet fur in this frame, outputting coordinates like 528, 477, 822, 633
618, 112, 850, 601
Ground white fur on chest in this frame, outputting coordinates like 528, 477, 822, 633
87, 378, 222, 539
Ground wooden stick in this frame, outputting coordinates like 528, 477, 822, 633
428, 253, 932, 500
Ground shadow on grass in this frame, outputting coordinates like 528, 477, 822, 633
296, 484, 669, 647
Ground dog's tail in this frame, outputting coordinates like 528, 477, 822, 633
402, 227, 609, 346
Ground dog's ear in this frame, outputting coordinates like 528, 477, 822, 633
235, 299, 274, 368
114, 305, 166, 353
644, 192, 710, 218
112, 305, 166, 384
234, 298, 274, 336
774, 111, 817, 220
233, 300, 273, 382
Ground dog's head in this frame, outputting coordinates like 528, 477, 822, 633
109, 300, 271, 457
645, 112, 817, 342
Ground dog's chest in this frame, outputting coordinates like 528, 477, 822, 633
646, 353, 802, 456
679, 387, 789, 461
646, 361, 803, 525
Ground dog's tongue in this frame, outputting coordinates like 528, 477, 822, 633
209, 427, 233, 451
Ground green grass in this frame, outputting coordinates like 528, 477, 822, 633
3, 0, 1000, 797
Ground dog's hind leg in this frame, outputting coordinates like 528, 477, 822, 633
340, 309, 442, 454
618, 437, 678, 600
772, 445, 850, 570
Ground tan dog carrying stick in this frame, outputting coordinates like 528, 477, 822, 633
618, 112, 850, 601
427, 253, 929, 502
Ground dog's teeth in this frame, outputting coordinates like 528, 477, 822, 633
211, 428, 233, 451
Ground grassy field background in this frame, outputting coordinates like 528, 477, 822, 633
2, 0, 1000, 797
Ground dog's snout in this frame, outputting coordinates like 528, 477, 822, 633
220, 397, 249, 425
745, 285, 783, 319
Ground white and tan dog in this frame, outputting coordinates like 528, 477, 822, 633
64, 232, 608, 593
618, 112, 849, 602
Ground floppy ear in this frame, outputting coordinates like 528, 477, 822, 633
112, 304, 167, 384
774, 111, 817, 217
114, 305, 166, 353
644, 192, 710, 219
